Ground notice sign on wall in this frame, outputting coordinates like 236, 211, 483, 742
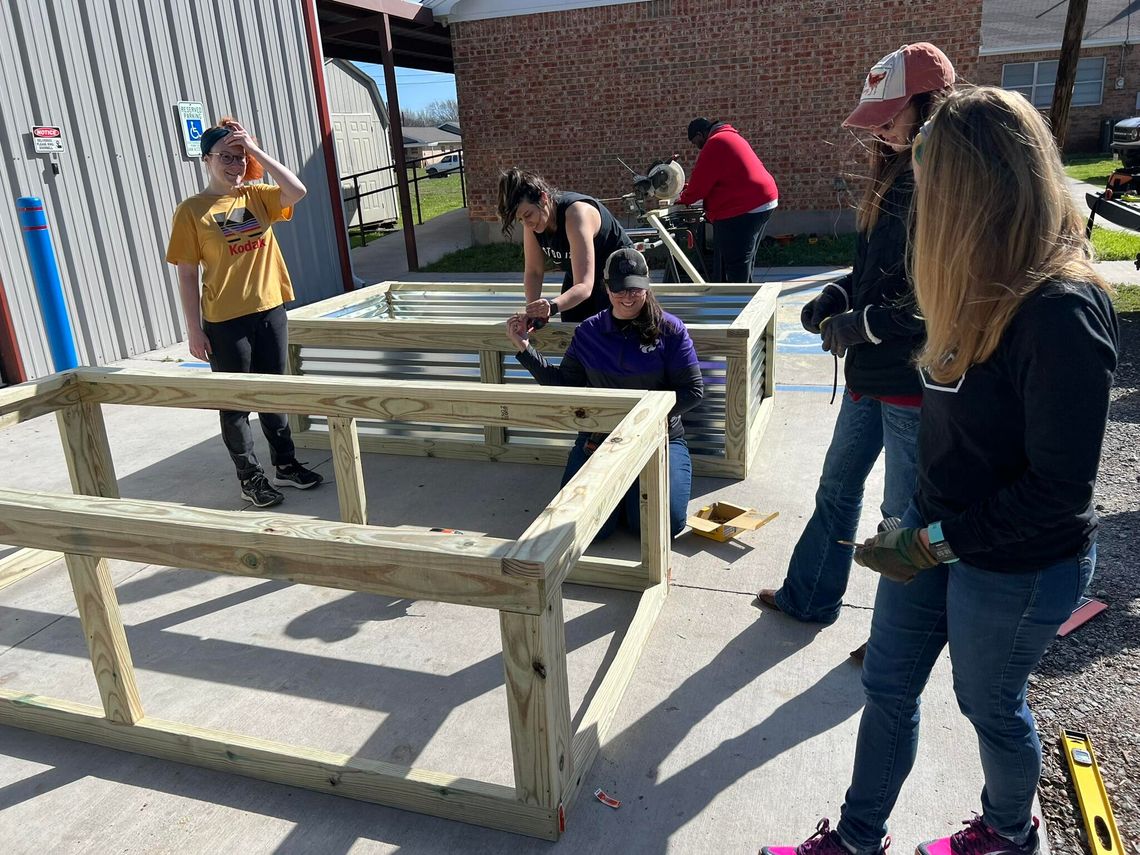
177, 101, 205, 158
32, 126, 64, 153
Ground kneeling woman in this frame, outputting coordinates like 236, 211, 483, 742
506, 248, 703, 537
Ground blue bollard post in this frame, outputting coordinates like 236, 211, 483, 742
17, 196, 78, 371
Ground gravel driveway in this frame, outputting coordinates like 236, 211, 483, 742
1031, 308, 1139, 854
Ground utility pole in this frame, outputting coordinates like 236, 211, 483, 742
1050, 0, 1090, 149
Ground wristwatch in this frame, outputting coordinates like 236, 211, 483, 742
544, 297, 560, 317
926, 521, 959, 564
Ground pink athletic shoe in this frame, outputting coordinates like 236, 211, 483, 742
761, 818, 889, 855
916, 815, 1039, 855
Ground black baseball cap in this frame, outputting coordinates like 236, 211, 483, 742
604, 248, 652, 292
200, 126, 231, 156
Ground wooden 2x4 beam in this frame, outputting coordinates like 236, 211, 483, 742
0, 488, 545, 614
76, 367, 646, 434
0, 690, 560, 840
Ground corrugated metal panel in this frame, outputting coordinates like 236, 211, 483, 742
298, 289, 758, 458
0, 0, 345, 379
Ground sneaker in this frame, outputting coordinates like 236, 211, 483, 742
916, 815, 1039, 855
762, 818, 887, 855
272, 461, 323, 490
240, 472, 284, 508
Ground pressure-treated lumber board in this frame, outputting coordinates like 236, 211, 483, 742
566, 581, 668, 810
503, 392, 675, 591
328, 417, 367, 525
0, 548, 61, 591
727, 282, 778, 338
639, 441, 671, 587
500, 595, 573, 810
295, 430, 573, 467
288, 318, 748, 357
0, 372, 81, 430
747, 397, 776, 477
287, 282, 392, 319
479, 349, 507, 453
0, 489, 544, 614
77, 367, 645, 434
723, 353, 752, 470
0, 690, 559, 840
565, 557, 650, 591
55, 402, 142, 724
763, 311, 776, 398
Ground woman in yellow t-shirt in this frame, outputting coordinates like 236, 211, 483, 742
166, 118, 323, 508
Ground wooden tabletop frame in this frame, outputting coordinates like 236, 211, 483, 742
0, 367, 675, 840
286, 281, 777, 479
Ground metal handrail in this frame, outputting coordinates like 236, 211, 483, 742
342, 148, 466, 247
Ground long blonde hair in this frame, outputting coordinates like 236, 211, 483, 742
912, 86, 1109, 383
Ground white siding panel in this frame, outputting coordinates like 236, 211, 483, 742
0, 0, 344, 379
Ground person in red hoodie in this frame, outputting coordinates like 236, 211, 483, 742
677, 119, 779, 282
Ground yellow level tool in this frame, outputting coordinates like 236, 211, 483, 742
1059, 728, 1124, 854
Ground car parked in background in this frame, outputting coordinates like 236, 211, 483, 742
425, 153, 462, 177
1111, 118, 1140, 168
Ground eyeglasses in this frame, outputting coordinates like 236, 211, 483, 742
609, 287, 647, 298
208, 152, 247, 166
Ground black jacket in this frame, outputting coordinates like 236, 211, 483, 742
919, 280, 1118, 572
834, 168, 925, 397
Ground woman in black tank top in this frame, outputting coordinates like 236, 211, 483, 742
497, 168, 633, 324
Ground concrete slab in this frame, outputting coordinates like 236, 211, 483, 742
349, 207, 474, 284
0, 281, 1016, 854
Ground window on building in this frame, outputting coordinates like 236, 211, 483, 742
1001, 57, 1106, 108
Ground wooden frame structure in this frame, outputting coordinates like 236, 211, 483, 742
287, 281, 777, 479
0, 366, 675, 840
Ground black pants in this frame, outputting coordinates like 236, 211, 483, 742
203, 305, 296, 480
711, 209, 772, 283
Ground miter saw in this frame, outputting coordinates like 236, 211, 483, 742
617, 156, 708, 283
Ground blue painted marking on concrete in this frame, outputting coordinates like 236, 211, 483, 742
180, 361, 211, 369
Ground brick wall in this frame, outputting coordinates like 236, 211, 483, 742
976, 45, 1140, 153
451, 0, 982, 240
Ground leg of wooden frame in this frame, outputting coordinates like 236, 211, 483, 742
286, 342, 310, 442
479, 349, 507, 455
639, 437, 671, 588
328, 416, 366, 525
762, 311, 776, 398
56, 402, 143, 724
724, 352, 752, 476
500, 592, 573, 813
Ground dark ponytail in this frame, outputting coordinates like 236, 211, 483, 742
630, 290, 670, 348
497, 168, 557, 236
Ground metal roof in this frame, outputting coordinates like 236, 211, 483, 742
983, 0, 1140, 53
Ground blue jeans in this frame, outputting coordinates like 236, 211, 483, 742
836, 503, 1096, 853
776, 391, 920, 624
562, 433, 692, 538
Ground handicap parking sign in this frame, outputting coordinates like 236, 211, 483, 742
177, 101, 206, 157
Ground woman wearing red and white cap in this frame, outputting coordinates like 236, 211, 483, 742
757, 44, 955, 651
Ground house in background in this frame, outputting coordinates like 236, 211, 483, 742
421, 0, 984, 243
402, 126, 462, 166
438, 120, 461, 136
979, 0, 1140, 152
324, 59, 400, 231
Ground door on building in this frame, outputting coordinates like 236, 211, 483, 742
332, 114, 397, 232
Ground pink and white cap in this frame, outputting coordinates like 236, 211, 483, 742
843, 43, 955, 130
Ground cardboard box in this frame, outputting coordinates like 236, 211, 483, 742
687, 502, 778, 542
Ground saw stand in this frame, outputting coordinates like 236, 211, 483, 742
622, 195, 709, 284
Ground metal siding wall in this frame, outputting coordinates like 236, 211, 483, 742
0, 0, 343, 379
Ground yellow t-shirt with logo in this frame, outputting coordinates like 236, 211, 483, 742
166, 183, 294, 323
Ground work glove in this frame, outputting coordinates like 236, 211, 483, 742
801, 282, 849, 334
820, 309, 871, 358
853, 527, 939, 584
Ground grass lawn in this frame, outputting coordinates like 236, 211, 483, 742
1063, 154, 1118, 186
347, 169, 466, 250
755, 233, 856, 267
422, 242, 525, 273
1091, 225, 1140, 261
1112, 284, 1140, 312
